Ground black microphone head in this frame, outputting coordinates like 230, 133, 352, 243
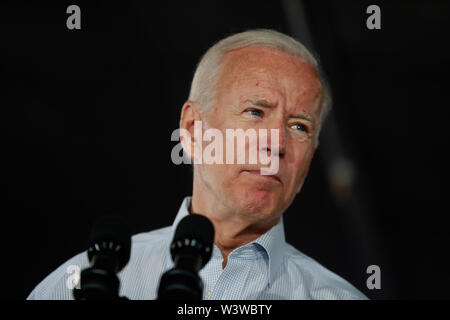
87, 215, 131, 272
171, 214, 215, 268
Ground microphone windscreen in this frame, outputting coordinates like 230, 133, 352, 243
89, 215, 131, 270
173, 214, 215, 247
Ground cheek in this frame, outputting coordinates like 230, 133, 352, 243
199, 163, 240, 191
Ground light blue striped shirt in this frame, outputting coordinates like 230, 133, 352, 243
28, 197, 367, 300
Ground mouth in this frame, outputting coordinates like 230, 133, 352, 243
242, 170, 281, 183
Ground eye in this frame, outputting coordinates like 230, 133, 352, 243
246, 108, 263, 117
291, 123, 308, 132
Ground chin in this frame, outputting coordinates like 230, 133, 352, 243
237, 189, 280, 218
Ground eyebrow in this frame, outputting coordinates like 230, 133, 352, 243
291, 112, 314, 124
244, 98, 315, 124
243, 99, 276, 109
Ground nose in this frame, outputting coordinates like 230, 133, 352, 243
261, 120, 286, 158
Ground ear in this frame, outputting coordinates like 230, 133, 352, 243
179, 101, 203, 161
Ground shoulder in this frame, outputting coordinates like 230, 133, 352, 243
131, 225, 172, 248
27, 251, 89, 300
280, 243, 368, 300
27, 225, 173, 300
127, 226, 172, 261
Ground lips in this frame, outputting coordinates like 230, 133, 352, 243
243, 170, 281, 183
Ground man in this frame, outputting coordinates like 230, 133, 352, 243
28, 29, 367, 300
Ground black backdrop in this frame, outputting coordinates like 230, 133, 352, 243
1, 0, 449, 300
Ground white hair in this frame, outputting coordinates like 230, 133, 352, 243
188, 28, 332, 147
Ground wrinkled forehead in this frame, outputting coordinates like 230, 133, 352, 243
217, 45, 322, 106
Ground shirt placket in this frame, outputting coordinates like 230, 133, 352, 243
200, 245, 224, 300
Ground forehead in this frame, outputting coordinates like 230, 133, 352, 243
217, 45, 322, 111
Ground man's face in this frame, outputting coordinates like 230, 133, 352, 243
195, 45, 323, 224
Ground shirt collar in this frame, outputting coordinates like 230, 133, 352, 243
171, 196, 192, 235
253, 215, 286, 286
171, 196, 286, 286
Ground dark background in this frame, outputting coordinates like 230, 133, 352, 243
1, 0, 449, 300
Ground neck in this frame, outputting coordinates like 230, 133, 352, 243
191, 176, 279, 268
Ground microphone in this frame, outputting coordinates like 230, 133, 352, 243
73, 215, 131, 300
158, 214, 215, 300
